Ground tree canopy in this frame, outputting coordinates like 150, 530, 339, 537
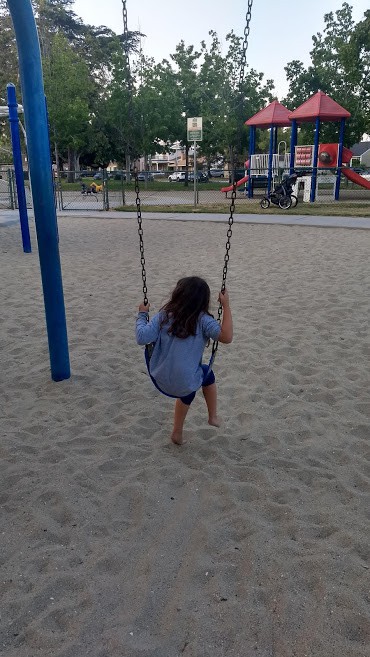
0, 1, 368, 169
284, 3, 370, 146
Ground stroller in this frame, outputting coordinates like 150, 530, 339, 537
260, 172, 301, 210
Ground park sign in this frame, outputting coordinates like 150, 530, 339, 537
187, 117, 202, 142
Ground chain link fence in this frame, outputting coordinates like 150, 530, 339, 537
0, 168, 36, 210
105, 169, 370, 209
56, 172, 107, 211
0, 169, 14, 209
1, 167, 369, 211
109, 169, 270, 209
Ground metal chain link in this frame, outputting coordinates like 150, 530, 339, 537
123, 0, 253, 342
122, 1, 147, 307
233, 0, 254, 138
121, 0, 134, 141
134, 170, 148, 305
121, 0, 130, 70
238, 0, 253, 91
211, 2, 253, 358
211, 184, 237, 358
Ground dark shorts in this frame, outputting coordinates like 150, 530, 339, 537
180, 365, 215, 405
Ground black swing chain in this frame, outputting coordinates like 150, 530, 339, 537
211, 184, 237, 358
121, 0, 133, 116
123, 0, 253, 333
238, 0, 254, 91
212, 0, 253, 357
135, 177, 148, 306
122, 0, 147, 306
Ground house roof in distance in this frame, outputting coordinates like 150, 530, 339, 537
350, 141, 370, 157
245, 100, 291, 128
289, 91, 351, 122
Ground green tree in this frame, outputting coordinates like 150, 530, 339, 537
351, 9, 370, 134
284, 3, 369, 145
196, 31, 234, 168
0, 1, 21, 103
133, 32, 274, 175
1, 0, 277, 173
43, 32, 93, 177
102, 45, 136, 172
133, 54, 183, 167
35, 0, 142, 84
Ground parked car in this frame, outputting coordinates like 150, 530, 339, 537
351, 167, 370, 175
113, 170, 128, 180
168, 171, 186, 182
137, 172, 154, 182
109, 171, 130, 180
93, 172, 103, 180
188, 172, 209, 183
209, 168, 225, 178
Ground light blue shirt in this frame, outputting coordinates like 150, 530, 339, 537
136, 311, 221, 397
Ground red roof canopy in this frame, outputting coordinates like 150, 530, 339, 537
289, 91, 351, 122
245, 100, 291, 128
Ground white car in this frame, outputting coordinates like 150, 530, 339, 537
168, 171, 186, 182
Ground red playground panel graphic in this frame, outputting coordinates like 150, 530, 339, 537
295, 145, 313, 167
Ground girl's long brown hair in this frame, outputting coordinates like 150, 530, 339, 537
161, 276, 211, 338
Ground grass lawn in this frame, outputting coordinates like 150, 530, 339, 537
59, 179, 226, 192
114, 202, 370, 218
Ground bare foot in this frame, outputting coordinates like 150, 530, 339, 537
208, 416, 221, 427
171, 431, 184, 445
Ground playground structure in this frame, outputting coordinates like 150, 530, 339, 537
222, 92, 370, 202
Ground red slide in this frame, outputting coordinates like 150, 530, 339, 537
342, 167, 370, 190
221, 175, 249, 193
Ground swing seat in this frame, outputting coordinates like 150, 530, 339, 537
144, 346, 178, 399
144, 345, 216, 400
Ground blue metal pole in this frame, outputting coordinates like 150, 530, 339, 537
273, 126, 278, 155
7, 0, 70, 381
335, 118, 346, 201
247, 126, 255, 198
289, 119, 297, 174
310, 118, 320, 203
7, 83, 31, 253
267, 125, 274, 195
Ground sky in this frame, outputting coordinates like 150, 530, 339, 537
72, 0, 368, 98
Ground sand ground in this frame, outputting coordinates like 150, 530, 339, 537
1, 216, 369, 657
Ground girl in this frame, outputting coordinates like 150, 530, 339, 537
136, 276, 233, 445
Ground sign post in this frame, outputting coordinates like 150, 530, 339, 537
187, 117, 202, 206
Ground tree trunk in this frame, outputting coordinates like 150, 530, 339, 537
125, 151, 130, 182
229, 145, 235, 183
54, 142, 59, 177
67, 147, 76, 183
